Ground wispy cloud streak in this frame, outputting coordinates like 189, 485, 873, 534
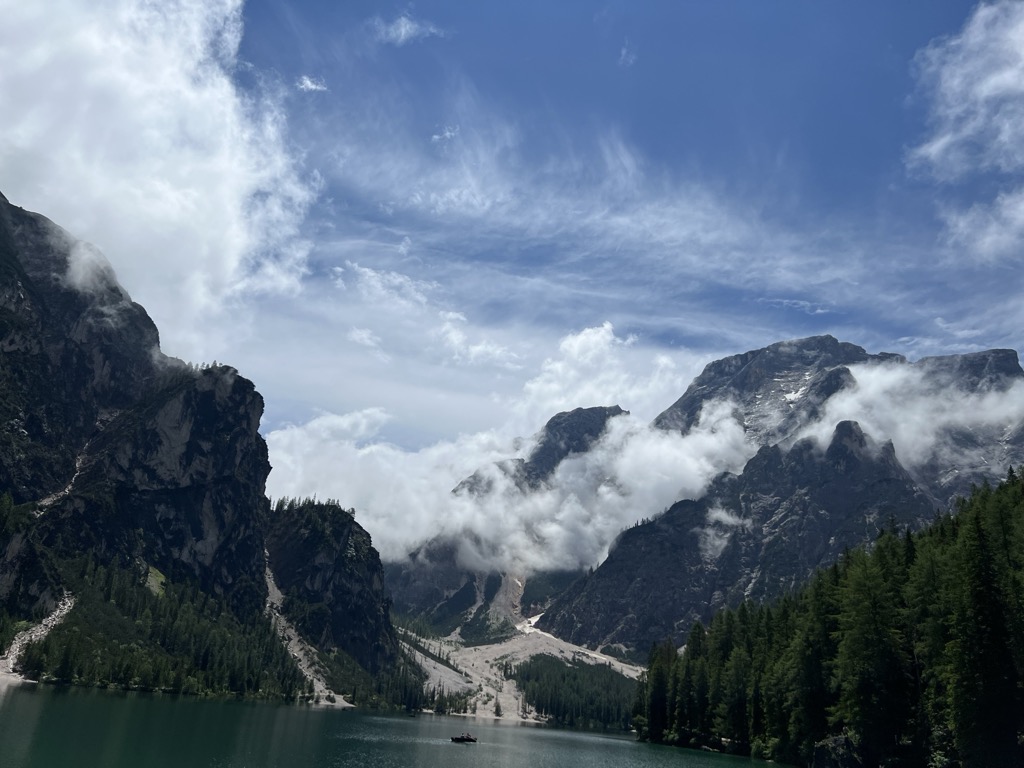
371, 13, 445, 46
910, 0, 1024, 262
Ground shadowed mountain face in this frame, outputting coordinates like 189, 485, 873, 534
0, 192, 395, 675
385, 335, 1024, 654
538, 420, 934, 653
0, 190, 164, 505
538, 336, 1024, 654
453, 405, 628, 496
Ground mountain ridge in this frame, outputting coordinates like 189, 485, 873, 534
0, 192, 397, 695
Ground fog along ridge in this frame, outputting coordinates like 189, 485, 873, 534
536, 335, 1024, 654
385, 334, 1024, 655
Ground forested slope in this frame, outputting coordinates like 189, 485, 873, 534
635, 470, 1024, 767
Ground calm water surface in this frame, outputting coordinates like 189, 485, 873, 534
0, 681, 767, 768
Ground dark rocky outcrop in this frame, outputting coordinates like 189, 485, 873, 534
0, 191, 396, 681
0, 189, 163, 505
27, 365, 273, 617
539, 420, 935, 653
454, 405, 626, 495
267, 500, 397, 673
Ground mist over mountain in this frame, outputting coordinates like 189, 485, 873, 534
537, 336, 1024, 653
383, 334, 1024, 651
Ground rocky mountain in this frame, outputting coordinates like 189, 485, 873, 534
0, 191, 395, 687
267, 499, 397, 673
653, 335, 1024, 507
652, 336, 894, 444
538, 335, 1024, 654
383, 336, 1024, 654
539, 420, 935, 653
388, 406, 627, 637
454, 405, 627, 495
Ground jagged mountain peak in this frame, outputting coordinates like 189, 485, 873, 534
454, 404, 627, 496
526, 405, 627, 483
915, 348, 1023, 391
652, 335, 893, 441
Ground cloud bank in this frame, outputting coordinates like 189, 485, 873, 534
911, 0, 1024, 262
795, 359, 1024, 475
266, 324, 751, 571
0, 0, 317, 361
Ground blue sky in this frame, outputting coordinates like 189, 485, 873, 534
2, 1, 1024, 560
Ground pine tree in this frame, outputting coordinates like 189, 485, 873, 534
949, 510, 1019, 766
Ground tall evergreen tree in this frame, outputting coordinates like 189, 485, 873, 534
949, 510, 1019, 767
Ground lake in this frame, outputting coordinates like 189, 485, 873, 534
0, 681, 766, 768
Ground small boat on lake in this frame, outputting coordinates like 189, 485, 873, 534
450, 733, 477, 743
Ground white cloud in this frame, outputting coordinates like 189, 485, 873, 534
431, 125, 460, 144
0, 0, 318, 362
337, 260, 434, 309
312, 74, 856, 317
941, 186, 1024, 261
62, 236, 121, 296
759, 298, 833, 316
347, 326, 386, 360
437, 311, 521, 369
296, 75, 327, 92
696, 506, 751, 562
795, 359, 1024, 472
618, 38, 637, 68
371, 13, 444, 46
910, 0, 1024, 179
265, 323, 746, 570
910, 0, 1024, 262
510, 323, 697, 431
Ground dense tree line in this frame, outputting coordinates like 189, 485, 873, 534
507, 654, 636, 730
634, 470, 1024, 767
425, 683, 473, 715
17, 557, 306, 698
316, 642, 429, 711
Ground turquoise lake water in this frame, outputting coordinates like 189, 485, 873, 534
0, 682, 769, 768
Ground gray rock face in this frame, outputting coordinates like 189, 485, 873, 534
0, 192, 397, 675
539, 336, 1024, 654
267, 501, 398, 673
652, 335, 891, 442
454, 405, 627, 495
538, 420, 935, 653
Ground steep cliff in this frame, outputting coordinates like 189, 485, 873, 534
267, 499, 398, 673
0, 191, 397, 692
